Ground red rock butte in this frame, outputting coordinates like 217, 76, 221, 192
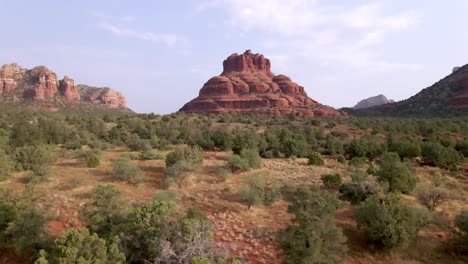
0, 63, 127, 109
180, 50, 344, 117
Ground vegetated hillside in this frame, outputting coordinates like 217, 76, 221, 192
0, 63, 130, 112
0, 109, 468, 264
180, 50, 345, 117
351, 64, 468, 116
353, 94, 394, 109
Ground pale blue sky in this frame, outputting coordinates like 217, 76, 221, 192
1, 0, 467, 113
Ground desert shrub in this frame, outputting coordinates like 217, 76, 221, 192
164, 146, 203, 187
0, 150, 14, 181
14, 145, 56, 174
346, 136, 386, 160
308, 152, 324, 166
165, 146, 203, 168
339, 173, 381, 205
81, 149, 101, 168
153, 191, 180, 202
321, 173, 342, 189
80, 184, 128, 238
140, 149, 164, 160
228, 148, 261, 172
125, 133, 148, 151
240, 179, 265, 210
239, 174, 280, 209
416, 185, 449, 211
112, 157, 141, 183
354, 193, 429, 249
388, 139, 421, 159
456, 140, 468, 158
0, 200, 16, 249
348, 157, 368, 167
279, 187, 347, 263
216, 167, 232, 181
121, 201, 218, 263
422, 142, 463, 169
6, 188, 49, 258
454, 211, 468, 248
378, 152, 416, 193
41, 228, 125, 264
120, 152, 139, 160
337, 155, 346, 164
281, 134, 311, 158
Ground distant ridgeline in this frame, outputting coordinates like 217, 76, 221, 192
0, 63, 130, 112
346, 64, 468, 116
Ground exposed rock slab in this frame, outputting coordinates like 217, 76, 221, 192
353, 94, 394, 109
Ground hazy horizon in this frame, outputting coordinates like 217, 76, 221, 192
1, 0, 467, 113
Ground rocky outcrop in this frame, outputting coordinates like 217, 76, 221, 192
180, 50, 344, 117
353, 94, 394, 109
80, 87, 127, 109
30, 66, 59, 100
0, 63, 128, 110
453, 66, 461, 73
59, 76, 80, 101
0, 64, 21, 94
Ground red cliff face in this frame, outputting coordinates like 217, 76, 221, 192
31, 66, 59, 100
0, 63, 129, 110
180, 50, 345, 117
59, 76, 80, 101
0, 63, 21, 94
83, 88, 127, 109
449, 70, 468, 108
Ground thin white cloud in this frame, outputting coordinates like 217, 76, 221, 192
99, 22, 183, 48
195, 0, 222, 13
223, 0, 422, 71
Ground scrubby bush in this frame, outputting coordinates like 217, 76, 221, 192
121, 201, 218, 263
165, 146, 203, 168
112, 157, 142, 183
80, 184, 128, 238
81, 149, 101, 168
354, 193, 429, 249
454, 211, 468, 248
140, 149, 164, 160
14, 145, 56, 181
337, 155, 346, 164
348, 157, 367, 167
422, 142, 463, 170
416, 185, 449, 211
378, 152, 416, 193
0, 150, 14, 180
388, 139, 421, 159
153, 191, 180, 202
165, 146, 204, 187
280, 187, 347, 263
228, 148, 261, 172
339, 173, 380, 205
308, 152, 324, 166
40, 228, 125, 264
321, 173, 342, 189
239, 174, 280, 209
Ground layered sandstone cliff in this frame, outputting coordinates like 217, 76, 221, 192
0, 63, 127, 110
180, 50, 344, 117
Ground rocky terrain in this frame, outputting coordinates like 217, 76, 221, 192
0, 63, 128, 110
180, 50, 345, 117
353, 94, 394, 109
354, 64, 468, 116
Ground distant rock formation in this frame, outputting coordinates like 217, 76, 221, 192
353, 94, 394, 109
0, 63, 127, 110
355, 64, 468, 115
59, 76, 80, 101
453, 66, 461, 73
180, 50, 345, 117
